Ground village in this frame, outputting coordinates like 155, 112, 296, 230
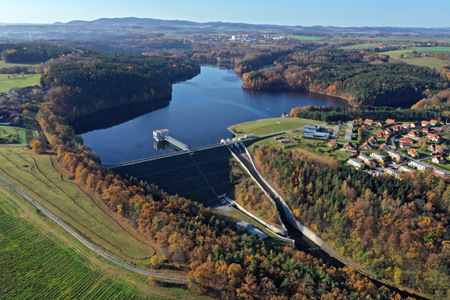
339, 118, 450, 179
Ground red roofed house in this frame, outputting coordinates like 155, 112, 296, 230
386, 119, 396, 125
400, 137, 413, 149
368, 136, 377, 145
430, 120, 440, 126
360, 142, 372, 150
392, 125, 402, 132
402, 123, 411, 130
421, 121, 430, 127
427, 134, 441, 142
361, 124, 369, 131
379, 143, 388, 150
384, 128, 393, 135
364, 119, 374, 126
410, 122, 421, 129
375, 131, 384, 138
408, 130, 421, 138
408, 148, 419, 158
428, 144, 445, 154
343, 142, 355, 151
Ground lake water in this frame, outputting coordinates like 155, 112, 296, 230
81, 66, 348, 164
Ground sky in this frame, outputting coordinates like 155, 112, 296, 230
0, 0, 449, 28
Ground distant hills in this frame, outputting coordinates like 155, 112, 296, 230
0, 17, 449, 41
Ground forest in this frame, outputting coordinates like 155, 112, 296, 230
250, 145, 449, 298
289, 105, 444, 122
241, 50, 449, 106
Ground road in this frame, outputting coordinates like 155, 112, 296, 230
0, 175, 187, 282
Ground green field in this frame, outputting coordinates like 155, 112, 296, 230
229, 117, 322, 138
411, 46, 450, 54
0, 74, 40, 92
379, 49, 450, 69
0, 184, 208, 299
0, 125, 34, 144
0, 147, 164, 270
287, 35, 323, 41
340, 42, 388, 50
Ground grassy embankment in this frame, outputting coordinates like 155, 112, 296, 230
230, 117, 351, 163
0, 179, 209, 299
0, 147, 173, 272
0, 125, 34, 144
228, 117, 321, 138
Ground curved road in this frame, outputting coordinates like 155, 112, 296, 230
0, 175, 187, 282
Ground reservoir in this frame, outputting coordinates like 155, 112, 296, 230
80, 66, 348, 164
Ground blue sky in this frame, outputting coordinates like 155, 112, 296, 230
1, 0, 449, 27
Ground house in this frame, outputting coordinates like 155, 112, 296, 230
428, 144, 445, 154
358, 154, 374, 166
432, 156, 446, 164
427, 134, 441, 142
304, 125, 321, 133
364, 119, 374, 126
410, 122, 421, 129
360, 142, 372, 150
348, 158, 365, 170
408, 130, 421, 138
303, 132, 315, 138
408, 148, 419, 158
423, 128, 432, 134
402, 123, 411, 130
371, 152, 386, 163
430, 120, 440, 126
374, 131, 384, 138
400, 137, 413, 149
384, 128, 393, 135
368, 136, 377, 145
361, 124, 369, 131
421, 121, 430, 127
392, 125, 403, 132
343, 142, 355, 151
399, 165, 416, 173
387, 150, 403, 162
386, 119, 396, 125
375, 121, 384, 127
328, 140, 339, 148
384, 168, 402, 179
409, 160, 429, 171
433, 169, 450, 179
379, 143, 388, 150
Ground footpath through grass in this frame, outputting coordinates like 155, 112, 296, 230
229, 117, 322, 138
0, 147, 162, 270
0, 184, 208, 299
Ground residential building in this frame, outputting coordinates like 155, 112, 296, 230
430, 120, 440, 126
421, 120, 430, 127
432, 156, 446, 164
360, 142, 372, 150
400, 137, 413, 149
427, 134, 441, 142
361, 125, 369, 130
392, 125, 403, 132
384, 128, 393, 135
348, 158, 365, 170
368, 136, 377, 145
386, 119, 396, 125
364, 119, 374, 126
387, 150, 403, 162
399, 165, 416, 173
433, 169, 450, 179
374, 131, 384, 138
429, 144, 445, 154
408, 130, 421, 138
408, 148, 419, 158
409, 160, 429, 171
402, 123, 411, 130
385, 168, 402, 179
358, 154, 374, 166
343, 142, 355, 151
379, 143, 388, 150
370, 152, 386, 163
328, 140, 339, 148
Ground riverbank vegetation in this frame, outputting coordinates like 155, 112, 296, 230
250, 145, 449, 298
